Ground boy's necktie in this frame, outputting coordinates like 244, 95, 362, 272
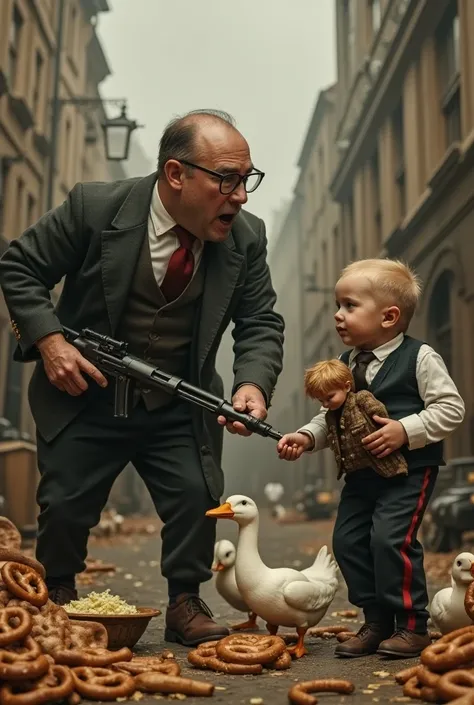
353, 351, 376, 391
160, 226, 195, 302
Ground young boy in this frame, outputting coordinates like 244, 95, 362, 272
277, 259, 465, 659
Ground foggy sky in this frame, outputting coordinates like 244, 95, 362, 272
96, 0, 336, 238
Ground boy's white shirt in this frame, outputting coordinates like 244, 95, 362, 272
298, 332, 465, 453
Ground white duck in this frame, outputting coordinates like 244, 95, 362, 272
206, 494, 339, 658
429, 552, 474, 634
212, 539, 259, 630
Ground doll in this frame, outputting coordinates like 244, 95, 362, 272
304, 359, 408, 480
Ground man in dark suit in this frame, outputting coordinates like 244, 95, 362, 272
0, 109, 284, 646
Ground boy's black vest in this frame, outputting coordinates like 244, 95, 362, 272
340, 336, 444, 470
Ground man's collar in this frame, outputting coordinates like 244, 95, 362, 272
348, 332, 405, 365
150, 183, 176, 236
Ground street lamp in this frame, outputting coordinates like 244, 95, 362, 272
102, 105, 138, 161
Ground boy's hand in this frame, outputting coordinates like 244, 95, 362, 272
362, 415, 408, 458
277, 432, 314, 461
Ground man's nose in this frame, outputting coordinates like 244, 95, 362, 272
230, 182, 248, 205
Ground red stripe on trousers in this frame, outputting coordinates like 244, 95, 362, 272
400, 467, 431, 631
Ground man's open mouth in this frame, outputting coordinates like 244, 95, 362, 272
218, 214, 235, 225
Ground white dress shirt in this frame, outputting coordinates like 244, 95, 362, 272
298, 333, 465, 452
148, 184, 203, 285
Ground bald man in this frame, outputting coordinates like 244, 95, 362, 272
0, 109, 284, 646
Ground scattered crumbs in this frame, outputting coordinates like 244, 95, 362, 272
363, 690, 374, 695
169, 694, 187, 700
124, 573, 133, 580
215, 687, 227, 691
131, 692, 144, 701
250, 699, 263, 704
373, 671, 391, 678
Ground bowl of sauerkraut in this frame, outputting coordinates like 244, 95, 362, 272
64, 589, 161, 649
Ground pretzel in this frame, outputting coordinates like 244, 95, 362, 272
187, 644, 262, 675
72, 666, 136, 701
464, 580, 474, 621
0, 551, 45, 580
69, 620, 108, 650
421, 626, 474, 671
135, 673, 214, 696
53, 646, 132, 667
417, 665, 441, 689
307, 625, 352, 638
394, 665, 420, 685
402, 675, 439, 703
288, 679, 354, 705
269, 649, 292, 670
0, 519, 22, 551
0, 664, 75, 705
216, 634, 286, 664
0, 636, 49, 680
0, 607, 32, 646
1, 564, 48, 607
436, 670, 474, 701
112, 656, 181, 676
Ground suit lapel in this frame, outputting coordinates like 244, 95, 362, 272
101, 172, 158, 333
197, 233, 243, 373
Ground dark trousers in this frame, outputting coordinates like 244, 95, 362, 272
35, 393, 218, 587
332, 466, 437, 633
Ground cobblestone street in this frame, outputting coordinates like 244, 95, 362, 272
75, 511, 446, 705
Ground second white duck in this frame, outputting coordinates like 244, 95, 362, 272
429, 551, 474, 634
206, 494, 339, 658
212, 539, 259, 630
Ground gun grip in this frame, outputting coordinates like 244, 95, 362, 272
114, 376, 134, 418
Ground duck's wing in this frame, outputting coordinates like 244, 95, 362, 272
429, 588, 450, 629
283, 578, 337, 612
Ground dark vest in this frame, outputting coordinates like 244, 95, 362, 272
115, 234, 205, 410
340, 336, 444, 470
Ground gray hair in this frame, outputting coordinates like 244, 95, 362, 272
157, 109, 236, 177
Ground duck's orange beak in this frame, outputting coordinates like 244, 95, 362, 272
211, 562, 225, 572
206, 502, 234, 519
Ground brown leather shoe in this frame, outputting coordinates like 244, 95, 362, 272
165, 594, 229, 646
377, 629, 431, 658
48, 586, 78, 605
335, 622, 393, 658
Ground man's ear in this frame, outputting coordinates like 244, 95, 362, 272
163, 160, 185, 192
382, 305, 401, 329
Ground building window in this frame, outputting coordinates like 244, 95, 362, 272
436, 2, 461, 145
3, 335, 23, 431
370, 147, 382, 247
370, 0, 382, 36
392, 101, 406, 219
7, 5, 23, 91
27, 194, 36, 227
428, 270, 453, 374
32, 51, 44, 118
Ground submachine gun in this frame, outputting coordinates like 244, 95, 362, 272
62, 327, 283, 441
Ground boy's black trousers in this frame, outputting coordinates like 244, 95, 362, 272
333, 466, 438, 634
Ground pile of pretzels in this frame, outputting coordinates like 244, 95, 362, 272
395, 581, 474, 703
188, 634, 293, 674
0, 518, 215, 702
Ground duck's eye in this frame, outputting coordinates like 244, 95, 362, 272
456, 560, 462, 567
225, 552, 231, 557
241, 500, 248, 506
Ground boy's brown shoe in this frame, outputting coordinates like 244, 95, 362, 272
335, 622, 393, 658
377, 629, 431, 658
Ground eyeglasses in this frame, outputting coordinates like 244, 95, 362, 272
177, 159, 265, 195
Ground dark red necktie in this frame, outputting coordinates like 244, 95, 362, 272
160, 226, 195, 302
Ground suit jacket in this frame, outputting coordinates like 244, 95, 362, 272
326, 390, 408, 480
0, 172, 285, 500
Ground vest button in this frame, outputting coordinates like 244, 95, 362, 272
149, 332, 159, 341
200, 445, 211, 455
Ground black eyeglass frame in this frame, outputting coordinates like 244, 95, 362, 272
176, 159, 265, 194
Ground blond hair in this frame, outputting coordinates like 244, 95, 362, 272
304, 359, 354, 399
339, 258, 422, 330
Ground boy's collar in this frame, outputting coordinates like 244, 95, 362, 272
349, 332, 405, 365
